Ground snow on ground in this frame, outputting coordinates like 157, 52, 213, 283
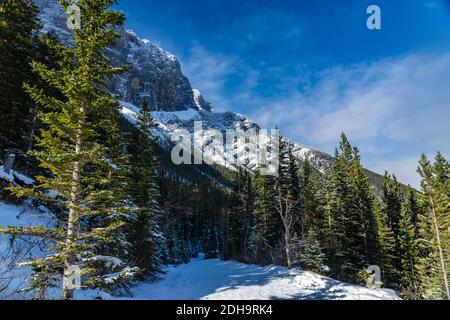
1, 200, 399, 300
0, 201, 55, 299
0, 201, 53, 229
77, 256, 400, 300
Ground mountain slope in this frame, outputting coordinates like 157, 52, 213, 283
33, 0, 391, 190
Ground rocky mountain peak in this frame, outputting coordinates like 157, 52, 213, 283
31, 0, 348, 180
33, 0, 209, 112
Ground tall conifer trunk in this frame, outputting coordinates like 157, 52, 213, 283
63, 112, 83, 300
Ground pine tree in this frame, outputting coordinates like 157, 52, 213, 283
0, 0, 138, 299
299, 159, 325, 241
380, 172, 403, 288
287, 147, 302, 231
26, 32, 63, 152
250, 172, 282, 265
381, 172, 403, 235
323, 133, 365, 282
127, 100, 162, 276
350, 147, 381, 267
375, 200, 398, 289
225, 168, 254, 261
399, 187, 422, 299
417, 153, 449, 300
274, 141, 300, 268
160, 179, 194, 265
292, 230, 326, 273
0, 0, 40, 155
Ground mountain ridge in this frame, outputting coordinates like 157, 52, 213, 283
33, 0, 393, 191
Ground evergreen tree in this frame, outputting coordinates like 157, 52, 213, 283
159, 178, 194, 265
375, 200, 399, 289
350, 147, 381, 266
299, 159, 325, 241
417, 153, 449, 300
225, 168, 254, 261
0, 0, 138, 299
250, 172, 282, 265
323, 133, 365, 282
26, 31, 64, 152
127, 100, 162, 276
380, 172, 403, 287
381, 172, 403, 235
287, 147, 302, 232
399, 187, 422, 299
0, 0, 40, 155
274, 141, 300, 268
292, 230, 326, 273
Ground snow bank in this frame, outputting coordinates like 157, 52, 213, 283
0, 166, 34, 185
77, 258, 400, 300
1, 200, 399, 300
0, 201, 55, 299
0, 166, 14, 183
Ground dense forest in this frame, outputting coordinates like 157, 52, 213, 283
0, 0, 448, 300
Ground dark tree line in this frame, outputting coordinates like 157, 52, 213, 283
221, 134, 449, 300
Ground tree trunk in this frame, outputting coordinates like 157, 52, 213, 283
285, 231, 292, 269
27, 108, 38, 152
62, 114, 83, 300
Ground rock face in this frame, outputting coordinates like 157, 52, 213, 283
34, 0, 204, 112
32, 0, 335, 174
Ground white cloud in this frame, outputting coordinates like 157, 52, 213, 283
249, 53, 450, 186
180, 47, 450, 186
180, 43, 239, 112
180, 43, 264, 113
366, 156, 423, 189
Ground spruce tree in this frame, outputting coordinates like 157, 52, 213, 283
225, 168, 254, 261
399, 187, 422, 299
375, 200, 398, 289
127, 100, 162, 276
417, 153, 449, 300
274, 141, 300, 268
0, 0, 138, 299
299, 159, 325, 241
292, 230, 326, 273
287, 147, 302, 232
0, 0, 40, 155
380, 172, 403, 287
250, 172, 282, 264
381, 172, 403, 235
350, 147, 381, 266
323, 133, 365, 282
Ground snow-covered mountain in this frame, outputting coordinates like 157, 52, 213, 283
35, 0, 211, 112
33, 0, 336, 174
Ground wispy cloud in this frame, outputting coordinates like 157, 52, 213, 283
366, 156, 424, 189
180, 43, 264, 112
179, 43, 239, 111
250, 53, 450, 187
180, 44, 450, 188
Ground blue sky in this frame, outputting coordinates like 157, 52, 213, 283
117, 0, 450, 187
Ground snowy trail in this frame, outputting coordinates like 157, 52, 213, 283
84, 258, 399, 300
0, 201, 399, 300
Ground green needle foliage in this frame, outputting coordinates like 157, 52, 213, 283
0, 0, 139, 300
